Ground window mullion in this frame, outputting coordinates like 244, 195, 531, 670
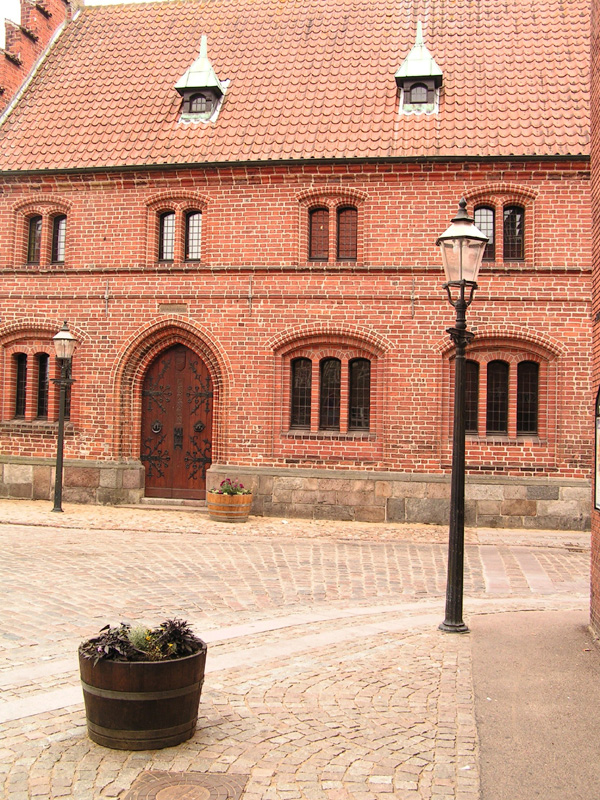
310, 365, 319, 432
174, 210, 185, 263
329, 204, 336, 263
40, 213, 51, 267
339, 359, 349, 433
508, 365, 518, 438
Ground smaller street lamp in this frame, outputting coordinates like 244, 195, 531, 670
52, 321, 77, 513
436, 200, 488, 633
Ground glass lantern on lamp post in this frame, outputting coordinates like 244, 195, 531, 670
52, 321, 77, 513
436, 199, 488, 633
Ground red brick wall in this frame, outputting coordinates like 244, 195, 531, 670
0, 159, 592, 484
590, 0, 600, 635
0, 0, 74, 114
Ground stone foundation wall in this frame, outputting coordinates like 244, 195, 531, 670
0, 457, 145, 505
208, 466, 591, 531
0, 458, 590, 530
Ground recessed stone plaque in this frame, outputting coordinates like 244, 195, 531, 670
158, 303, 188, 314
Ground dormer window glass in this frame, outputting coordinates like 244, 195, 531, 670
189, 93, 211, 114
410, 83, 428, 103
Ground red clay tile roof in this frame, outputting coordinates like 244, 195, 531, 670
0, 0, 590, 171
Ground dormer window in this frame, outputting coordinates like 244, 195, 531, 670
176, 35, 228, 123
395, 22, 442, 115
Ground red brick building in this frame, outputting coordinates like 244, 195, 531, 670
591, 0, 599, 633
0, 0, 592, 529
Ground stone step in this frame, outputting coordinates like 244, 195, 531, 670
127, 497, 208, 511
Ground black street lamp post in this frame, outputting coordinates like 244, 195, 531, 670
52, 321, 77, 513
436, 200, 488, 633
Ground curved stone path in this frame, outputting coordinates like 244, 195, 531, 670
0, 501, 590, 800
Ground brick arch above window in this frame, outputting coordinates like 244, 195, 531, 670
433, 325, 565, 359
145, 192, 210, 265
268, 323, 390, 356
464, 183, 539, 205
13, 196, 72, 266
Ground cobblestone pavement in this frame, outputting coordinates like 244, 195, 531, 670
0, 501, 591, 800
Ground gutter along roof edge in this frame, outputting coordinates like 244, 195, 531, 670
0, 153, 590, 178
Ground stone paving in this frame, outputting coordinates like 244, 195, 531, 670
0, 500, 591, 800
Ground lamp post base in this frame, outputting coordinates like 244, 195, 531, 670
51, 507, 64, 513
438, 621, 469, 634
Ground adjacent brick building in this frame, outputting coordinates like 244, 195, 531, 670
591, 0, 599, 634
0, 0, 592, 529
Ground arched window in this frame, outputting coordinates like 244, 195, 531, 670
290, 358, 312, 428
51, 215, 67, 263
486, 360, 509, 434
185, 210, 202, 261
158, 211, 175, 261
410, 83, 428, 103
189, 93, 209, 113
27, 216, 42, 264
517, 361, 539, 434
51, 215, 66, 263
503, 205, 525, 260
14, 353, 27, 417
337, 207, 358, 261
349, 358, 370, 430
465, 360, 479, 434
319, 358, 341, 430
36, 353, 49, 418
309, 208, 329, 260
474, 206, 495, 261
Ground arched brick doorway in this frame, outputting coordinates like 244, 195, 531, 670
140, 344, 213, 499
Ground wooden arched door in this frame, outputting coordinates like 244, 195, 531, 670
140, 345, 213, 499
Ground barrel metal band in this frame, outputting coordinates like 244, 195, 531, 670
87, 719, 196, 739
81, 679, 202, 701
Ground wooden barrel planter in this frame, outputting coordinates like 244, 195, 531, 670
79, 646, 207, 750
206, 492, 253, 522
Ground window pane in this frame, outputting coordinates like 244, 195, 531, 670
15, 353, 27, 417
474, 207, 495, 260
465, 360, 479, 434
319, 358, 341, 430
349, 358, 370, 430
51, 215, 66, 263
159, 212, 175, 260
27, 216, 42, 263
36, 353, 49, 418
337, 207, 358, 260
309, 208, 329, 260
410, 83, 428, 103
185, 211, 202, 260
486, 360, 509, 434
517, 361, 538, 434
503, 206, 525, 260
190, 93, 209, 113
290, 358, 312, 428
